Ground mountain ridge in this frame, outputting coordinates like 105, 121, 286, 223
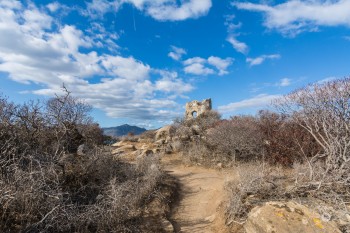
102, 124, 147, 137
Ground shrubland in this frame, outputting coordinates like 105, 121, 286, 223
172, 78, 350, 231
0, 89, 164, 232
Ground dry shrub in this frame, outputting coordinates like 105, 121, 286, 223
181, 140, 212, 165
258, 110, 322, 166
207, 116, 264, 162
275, 78, 350, 184
225, 162, 286, 224
171, 139, 184, 152
0, 91, 164, 232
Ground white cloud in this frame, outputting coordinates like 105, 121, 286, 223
277, 78, 291, 87
83, 0, 122, 18
246, 54, 280, 66
168, 46, 187, 61
82, 0, 212, 21
0, 1, 193, 121
218, 94, 281, 114
155, 71, 193, 93
46, 2, 60, 12
227, 35, 248, 54
127, 0, 212, 21
184, 63, 215, 75
183, 56, 233, 76
207, 56, 234, 75
234, 0, 350, 36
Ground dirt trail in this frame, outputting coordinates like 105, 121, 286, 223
162, 155, 235, 233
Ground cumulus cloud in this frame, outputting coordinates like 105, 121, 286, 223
183, 56, 233, 76
246, 54, 281, 66
83, 0, 212, 21
234, 0, 350, 36
218, 94, 281, 114
207, 56, 234, 75
168, 46, 187, 61
184, 63, 215, 75
226, 35, 248, 54
0, 1, 192, 121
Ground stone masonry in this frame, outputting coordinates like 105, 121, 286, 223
185, 98, 212, 120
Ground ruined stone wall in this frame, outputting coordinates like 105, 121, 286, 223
185, 99, 212, 120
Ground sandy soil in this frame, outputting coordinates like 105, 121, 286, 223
162, 155, 235, 233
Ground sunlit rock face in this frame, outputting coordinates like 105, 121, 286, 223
185, 98, 212, 120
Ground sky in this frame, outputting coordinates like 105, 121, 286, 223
0, 0, 349, 129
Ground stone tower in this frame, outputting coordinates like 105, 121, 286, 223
185, 98, 212, 120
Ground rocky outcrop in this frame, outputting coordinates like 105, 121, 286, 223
155, 125, 175, 141
112, 144, 136, 154
185, 99, 212, 120
244, 201, 341, 233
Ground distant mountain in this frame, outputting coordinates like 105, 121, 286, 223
102, 124, 147, 137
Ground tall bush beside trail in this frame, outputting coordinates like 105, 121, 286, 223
258, 110, 322, 166
207, 116, 264, 162
275, 78, 350, 183
0, 90, 164, 232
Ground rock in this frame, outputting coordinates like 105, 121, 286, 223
185, 99, 212, 120
77, 144, 86, 156
155, 125, 175, 141
244, 201, 341, 233
155, 139, 165, 145
112, 144, 136, 154
139, 149, 154, 157
165, 144, 173, 154
111, 140, 126, 147
161, 218, 174, 233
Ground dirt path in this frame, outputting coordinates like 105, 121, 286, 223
162, 155, 234, 233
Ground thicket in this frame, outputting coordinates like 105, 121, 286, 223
173, 78, 350, 230
0, 89, 163, 232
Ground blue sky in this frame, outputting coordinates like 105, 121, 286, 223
0, 0, 349, 128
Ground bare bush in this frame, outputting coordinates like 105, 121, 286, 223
275, 78, 350, 184
225, 162, 286, 225
181, 140, 212, 165
0, 90, 164, 232
258, 110, 322, 166
207, 116, 264, 162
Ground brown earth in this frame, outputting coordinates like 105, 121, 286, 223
162, 154, 235, 233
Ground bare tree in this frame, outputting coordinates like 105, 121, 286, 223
275, 78, 350, 184
45, 87, 93, 155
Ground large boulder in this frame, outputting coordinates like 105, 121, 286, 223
111, 140, 126, 147
155, 125, 175, 141
112, 144, 136, 154
244, 201, 341, 233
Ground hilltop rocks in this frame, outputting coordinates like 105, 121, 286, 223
155, 125, 175, 141
112, 143, 136, 155
244, 201, 341, 233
